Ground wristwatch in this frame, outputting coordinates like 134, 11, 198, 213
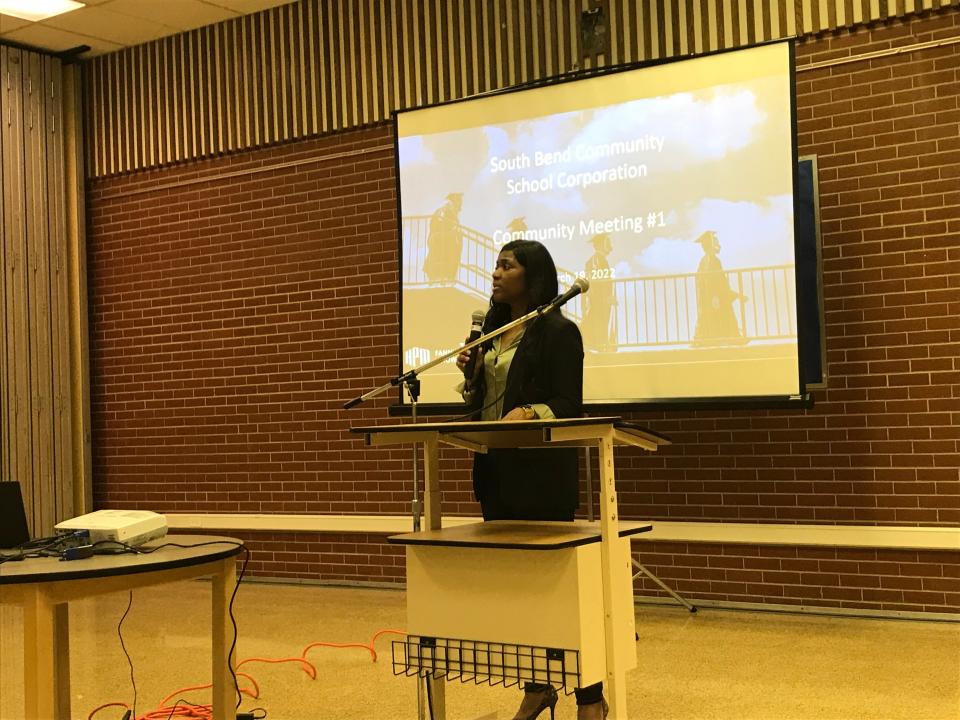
520, 404, 538, 420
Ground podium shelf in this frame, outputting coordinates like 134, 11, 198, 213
393, 635, 581, 692
388, 520, 652, 550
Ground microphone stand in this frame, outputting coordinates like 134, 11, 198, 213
342, 291, 579, 510
342, 290, 578, 414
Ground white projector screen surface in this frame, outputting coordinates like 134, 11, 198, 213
397, 42, 800, 406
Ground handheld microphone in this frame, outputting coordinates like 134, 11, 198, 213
463, 309, 486, 377
549, 277, 590, 309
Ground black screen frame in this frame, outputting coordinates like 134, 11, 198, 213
391, 39, 810, 416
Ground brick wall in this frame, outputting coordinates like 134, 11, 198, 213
634, 542, 957, 613
225, 531, 406, 584
86, 9, 959, 613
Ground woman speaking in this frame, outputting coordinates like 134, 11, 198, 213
456, 239, 606, 720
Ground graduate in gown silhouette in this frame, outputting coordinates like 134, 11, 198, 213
582, 233, 617, 352
693, 230, 747, 345
423, 192, 464, 283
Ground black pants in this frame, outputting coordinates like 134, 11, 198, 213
474, 448, 579, 521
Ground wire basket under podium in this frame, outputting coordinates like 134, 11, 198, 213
392, 635, 581, 693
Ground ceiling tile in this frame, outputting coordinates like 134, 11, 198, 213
0, 14, 31, 33
41, 5, 176, 45
108, 0, 238, 32
2, 0, 296, 57
1, 22, 122, 55
203, 0, 297, 14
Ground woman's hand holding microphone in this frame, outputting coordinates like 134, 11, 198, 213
457, 340, 482, 386
458, 310, 486, 387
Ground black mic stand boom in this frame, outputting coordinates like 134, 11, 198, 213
342, 286, 583, 413
341, 282, 586, 530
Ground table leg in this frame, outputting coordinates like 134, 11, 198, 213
22, 587, 56, 720
211, 556, 237, 720
54, 603, 71, 720
597, 430, 627, 719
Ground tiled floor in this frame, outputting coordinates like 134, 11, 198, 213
1, 581, 958, 719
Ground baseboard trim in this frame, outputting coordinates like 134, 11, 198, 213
164, 513, 960, 551
633, 595, 960, 623
165, 512, 480, 534
230, 576, 960, 622
239, 574, 405, 591
632, 521, 960, 551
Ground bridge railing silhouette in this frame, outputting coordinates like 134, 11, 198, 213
402, 216, 583, 321
612, 265, 797, 349
402, 216, 796, 348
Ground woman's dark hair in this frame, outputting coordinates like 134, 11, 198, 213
483, 239, 559, 340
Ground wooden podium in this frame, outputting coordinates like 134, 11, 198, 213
351, 417, 670, 720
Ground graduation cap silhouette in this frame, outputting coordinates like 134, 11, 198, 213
588, 233, 612, 253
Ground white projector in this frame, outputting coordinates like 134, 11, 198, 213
55, 509, 168, 546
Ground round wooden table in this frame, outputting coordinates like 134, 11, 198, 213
0, 534, 243, 720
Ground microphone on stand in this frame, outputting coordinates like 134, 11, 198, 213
548, 276, 590, 309
463, 309, 487, 378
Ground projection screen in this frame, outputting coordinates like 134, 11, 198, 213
396, 41, 801, 406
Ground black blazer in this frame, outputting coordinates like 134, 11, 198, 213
469, 311, 584, 521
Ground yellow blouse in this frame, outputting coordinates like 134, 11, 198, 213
474, 329, 555, 422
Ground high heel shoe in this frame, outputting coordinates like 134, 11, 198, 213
576, 697, 609, 720
512, 685, 558, 720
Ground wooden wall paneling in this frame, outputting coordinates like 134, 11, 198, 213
2, 48, 34, 530
1, 47, 83, 532
46, 55, 73, 524
63, 64, 93, 516
24, 51, 52, 534
79, 0, 960, 173
0, 49, 9, 488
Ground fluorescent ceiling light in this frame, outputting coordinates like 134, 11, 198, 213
0, 0, 84, 22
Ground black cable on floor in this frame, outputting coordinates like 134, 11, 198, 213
228, 545, 251, 709
96, 539, 250, 712
425, 676, 435, 720
164, 698, 196, 720
117, 591, 137, 720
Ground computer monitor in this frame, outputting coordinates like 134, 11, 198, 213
0, 482, 31, 548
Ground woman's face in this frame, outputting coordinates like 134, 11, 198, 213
491, 250, 528, 305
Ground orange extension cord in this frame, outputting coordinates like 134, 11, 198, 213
86, 629, 407, 720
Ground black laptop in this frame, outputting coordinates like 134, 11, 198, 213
0, 481, 31, 548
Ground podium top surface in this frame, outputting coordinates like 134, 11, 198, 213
388, 520, 653, 550
351, 417, 670, 451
